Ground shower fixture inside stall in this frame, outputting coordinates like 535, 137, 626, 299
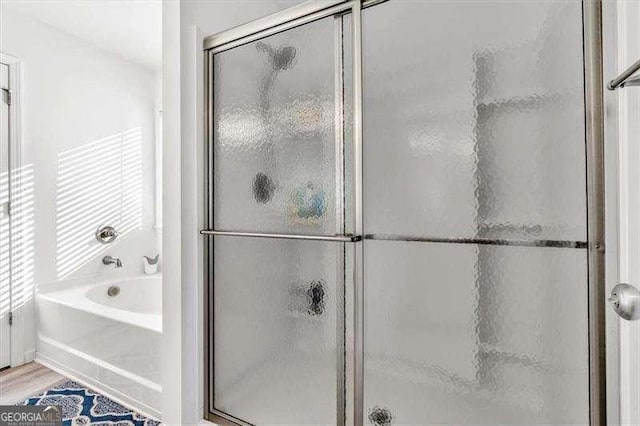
202, 1, 605, 425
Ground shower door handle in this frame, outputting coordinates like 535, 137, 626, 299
608, 283, 640, 321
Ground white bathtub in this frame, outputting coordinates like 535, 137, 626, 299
35, 275, 162, 418
39, 277, 162, 332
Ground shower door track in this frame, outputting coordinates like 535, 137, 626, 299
201, 1, 607, 425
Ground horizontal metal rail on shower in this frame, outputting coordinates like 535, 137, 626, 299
365, 234, 588, 248
607, 58, 640, 90
199, 229, 362, 242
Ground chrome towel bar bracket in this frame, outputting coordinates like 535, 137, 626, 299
607, 58, 640, 90
199, 230, 362, 242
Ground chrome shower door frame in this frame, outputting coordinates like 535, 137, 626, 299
202, 0, 607, 425
202, 1, 362, 425
583, 2, 607, 425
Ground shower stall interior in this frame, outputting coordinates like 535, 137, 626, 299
202, 1, 605, 425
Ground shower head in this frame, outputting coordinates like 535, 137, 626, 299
256, 41, 297, 71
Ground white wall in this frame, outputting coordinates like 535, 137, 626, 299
614, 1, 640, 423
1, 9, 159, 362
161, 1, 181, 424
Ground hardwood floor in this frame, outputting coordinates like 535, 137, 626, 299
0, 362, 65, 404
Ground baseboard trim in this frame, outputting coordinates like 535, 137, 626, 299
23, 349, 35, 363
35, 354, 162, 421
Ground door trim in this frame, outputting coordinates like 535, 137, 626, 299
0, 51, 26, 368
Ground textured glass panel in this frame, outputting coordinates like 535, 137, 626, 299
363, 1, 586, 241
213, 236, 343, 424
214, 16, 351, 235
364, 240, 589, 424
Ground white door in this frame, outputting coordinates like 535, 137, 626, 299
0, 62, 10, 369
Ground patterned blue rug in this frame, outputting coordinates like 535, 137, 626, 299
20, 380, 161, 426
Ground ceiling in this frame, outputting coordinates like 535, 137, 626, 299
4, 0, 161, 70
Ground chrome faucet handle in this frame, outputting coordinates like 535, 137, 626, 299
96, 226, 118, 244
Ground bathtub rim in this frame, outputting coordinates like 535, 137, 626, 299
37, 275, 162, 333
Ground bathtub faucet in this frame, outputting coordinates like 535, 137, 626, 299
102, 255, 122, 268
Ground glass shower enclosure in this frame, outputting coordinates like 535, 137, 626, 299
202, 1, 606, 425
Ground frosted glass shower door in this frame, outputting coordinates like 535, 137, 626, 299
213, 16, 351, 236
206, 12, 353, 426
362, 1, 592, 424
